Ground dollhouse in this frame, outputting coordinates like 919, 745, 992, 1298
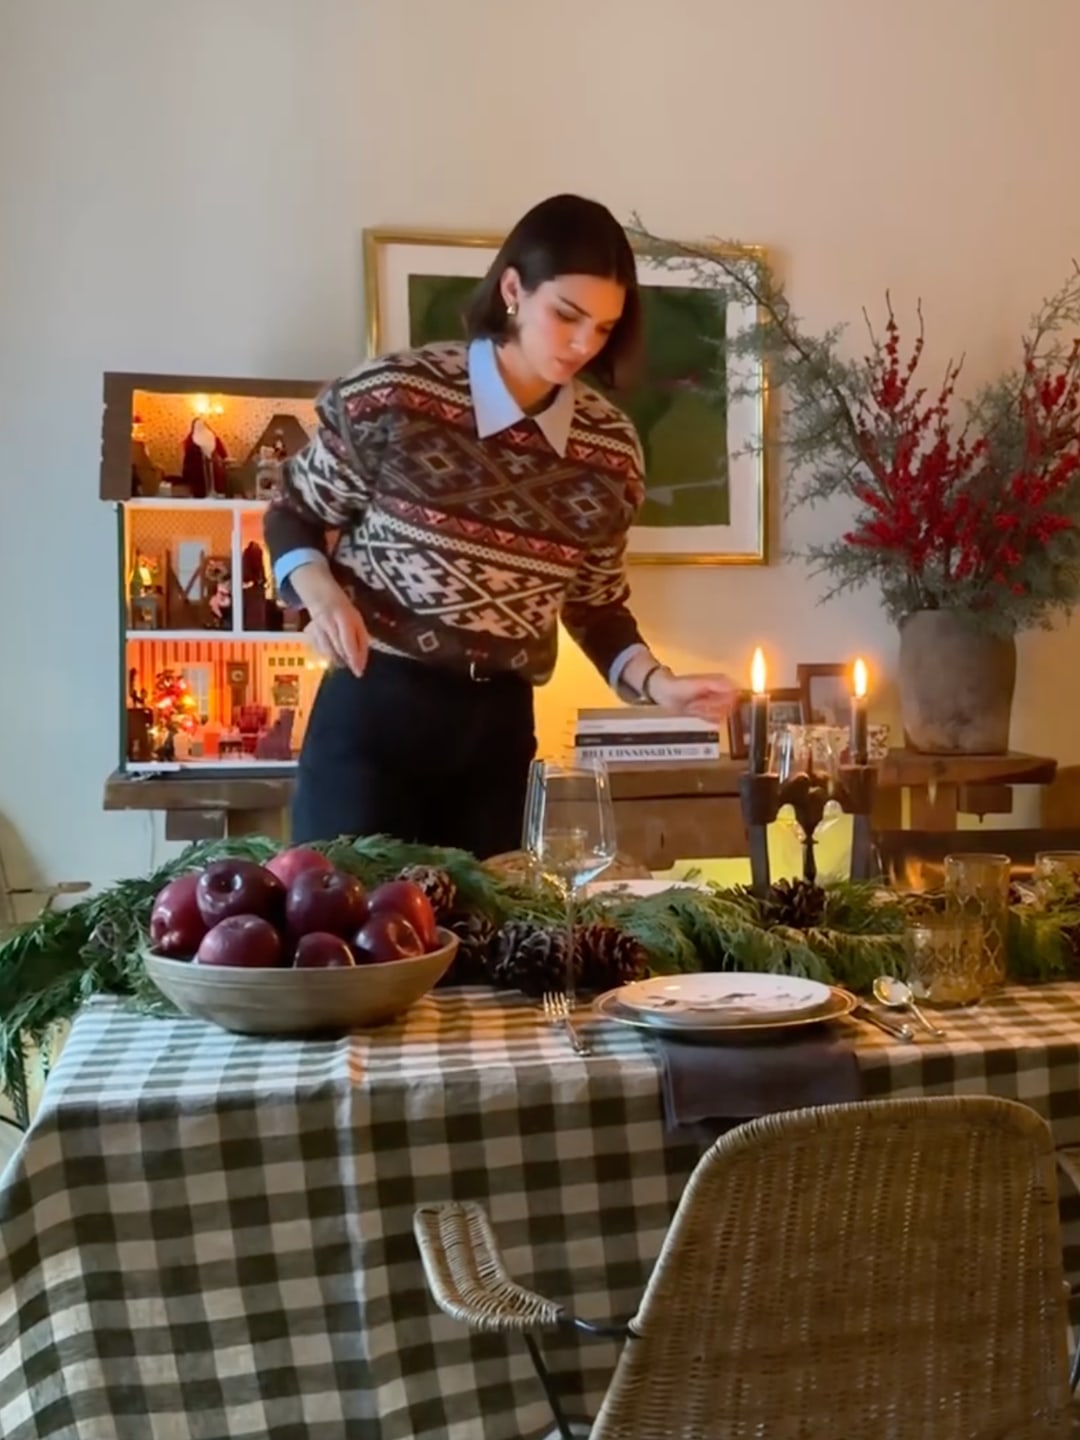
101, 372, 328, 775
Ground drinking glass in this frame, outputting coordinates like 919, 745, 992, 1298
522, 758, 617, 1008
943, 853, 1010, 989
1033, 851, 1080, 909
905, 915, 985, 1007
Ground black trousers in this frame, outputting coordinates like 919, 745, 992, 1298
291, 652, 537, 859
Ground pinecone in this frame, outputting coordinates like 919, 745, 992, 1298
438, 909, 497, 986
487, 921, 573, 998
575, 921, 649, 994
397, 864, 457, 920
760, 878, 827, 930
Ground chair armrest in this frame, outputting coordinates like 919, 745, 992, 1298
414, 1201, 567, 1333
414, 1201, 632, 1342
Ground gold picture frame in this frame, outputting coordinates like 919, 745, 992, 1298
362, 226, 769, 566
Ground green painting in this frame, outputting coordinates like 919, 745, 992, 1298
406, 274, 729, 527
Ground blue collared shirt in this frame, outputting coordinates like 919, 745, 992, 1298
274, 339, 648, 693
468, 335, 576, 456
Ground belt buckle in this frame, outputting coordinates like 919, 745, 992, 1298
468, 661, 490, 683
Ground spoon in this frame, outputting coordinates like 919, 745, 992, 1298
872, 976, 946, 1038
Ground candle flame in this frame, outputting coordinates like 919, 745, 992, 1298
750, 647, 766, 695
853, 657, 868, 698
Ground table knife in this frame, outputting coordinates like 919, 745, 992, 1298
852, 1004, 915, 1042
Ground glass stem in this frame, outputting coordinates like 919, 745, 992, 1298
565, 879, 577, 1010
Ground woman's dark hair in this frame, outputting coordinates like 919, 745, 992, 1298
465, 194, 641, 390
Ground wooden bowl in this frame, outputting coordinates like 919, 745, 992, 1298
144, 927, 459, 1036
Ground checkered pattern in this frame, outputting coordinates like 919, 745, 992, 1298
3, 984, 1080, 1439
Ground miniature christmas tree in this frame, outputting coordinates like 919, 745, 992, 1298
150, 668, 199, 761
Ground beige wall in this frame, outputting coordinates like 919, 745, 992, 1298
1, 0, 1077, 891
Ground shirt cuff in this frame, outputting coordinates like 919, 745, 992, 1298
608, 642, 654, 703
273, 548, 327, 607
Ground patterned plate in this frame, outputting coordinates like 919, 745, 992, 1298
594, 985, 857, 1042
611, 972, 834, 1029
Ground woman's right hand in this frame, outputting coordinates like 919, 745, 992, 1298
291, 563, 369, 676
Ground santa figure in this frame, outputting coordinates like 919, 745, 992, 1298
182, 417, 228, 497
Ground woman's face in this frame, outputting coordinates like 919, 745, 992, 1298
500, 270, 625, 387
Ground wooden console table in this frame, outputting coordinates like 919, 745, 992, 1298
103, 749, 1058, 868
603, 750, 1057, 870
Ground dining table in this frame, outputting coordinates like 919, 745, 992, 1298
2, 981, 1080, 1440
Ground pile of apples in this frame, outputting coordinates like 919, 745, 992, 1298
148, 846, 441, 969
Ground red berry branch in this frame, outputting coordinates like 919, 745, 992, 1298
837, 301, 1080, 628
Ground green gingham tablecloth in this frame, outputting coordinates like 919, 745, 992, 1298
4, 984, 1080, 1440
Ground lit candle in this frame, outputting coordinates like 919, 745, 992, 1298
851, 657, 869, 766
750, 647, 769, 774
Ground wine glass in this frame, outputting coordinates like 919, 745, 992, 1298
769, 724, 846, 883
522, 758, 617, 1008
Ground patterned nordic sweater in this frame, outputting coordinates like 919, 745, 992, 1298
264, 340, 649, 684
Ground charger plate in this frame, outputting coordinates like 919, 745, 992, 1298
593, 985, 857, 1045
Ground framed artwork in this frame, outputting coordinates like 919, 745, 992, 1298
362, 227, 768, 565
727, 687, 805, 760
797, 663, 851, 727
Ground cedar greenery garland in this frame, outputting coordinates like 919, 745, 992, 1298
1, 833, 1079, 1117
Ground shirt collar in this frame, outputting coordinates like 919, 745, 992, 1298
467, 338, 574, 457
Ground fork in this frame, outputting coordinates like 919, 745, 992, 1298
542, 991, 591, 1056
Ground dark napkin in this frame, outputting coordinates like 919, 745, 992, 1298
655, 1028, 863, 1131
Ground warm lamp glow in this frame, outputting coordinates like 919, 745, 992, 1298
853, 657, 868, 699
191, 394, 225, 417
750, 647, 766, 695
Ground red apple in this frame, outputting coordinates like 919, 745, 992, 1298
353, 911, 424, 964
286, 867, 368, 939
196, 914, 282, 968
196, 859, 285, 927
368, 880, 438, 949
266, 846, 335, 889
150, 873, 208, 958
293, 932, 356, 969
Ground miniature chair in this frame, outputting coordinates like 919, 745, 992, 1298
415, 1096, 1074, 1439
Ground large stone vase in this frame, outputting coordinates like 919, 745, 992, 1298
898, 610, 1017, 755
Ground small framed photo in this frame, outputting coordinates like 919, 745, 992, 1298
727, 687, 805, 759
797, 663, 850, 727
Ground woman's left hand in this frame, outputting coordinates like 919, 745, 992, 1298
650, 669, 738, 725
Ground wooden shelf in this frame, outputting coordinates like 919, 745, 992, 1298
124, 497, 269, 511
126, 630, 308, 643
103, 768, 294, 842
876, 748, 1057, 789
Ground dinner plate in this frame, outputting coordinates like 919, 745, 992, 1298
611, 971, 834, 1029
594, 985, 856, 1044
583, 878, 706, 899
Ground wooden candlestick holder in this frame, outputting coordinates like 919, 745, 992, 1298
739, 764, 878, 894
838, 764, 877, 883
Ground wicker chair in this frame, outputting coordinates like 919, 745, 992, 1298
414, 1096, 1075, 1439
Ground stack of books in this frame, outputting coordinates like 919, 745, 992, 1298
572, 707, 723, 764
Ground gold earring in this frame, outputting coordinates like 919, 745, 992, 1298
506, 302, 518, 318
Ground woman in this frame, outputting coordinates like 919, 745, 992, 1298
265, 193, 736, 857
